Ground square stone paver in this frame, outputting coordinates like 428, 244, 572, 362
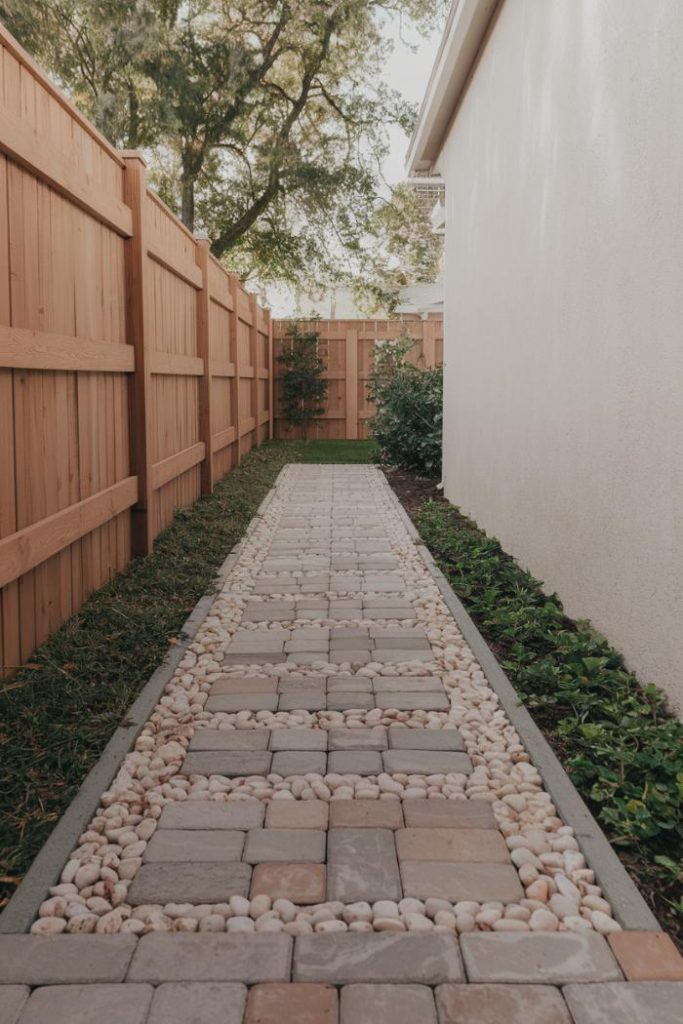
245, 983, 337, 1024
460, 932, 622, 983
128, 862, 252, 904
243, 829, 326, 864
143, 829, 245, 862
17, 985, 153, 1024
327, 828, 401, 901
401, 800, 496, 829
607, 931, 683, 980
328, 727, 387, 751
293, 933, 464, 984
329, 800, 403, 830
563, 982, 683, 1024
0, 986, 28, 1024
127, 934, 293, 983
0, 935, 137, 985
271, 751, 328, 775
387, 727, 465, 751
189, 729, 269, 751
340, 983, 436, 1024
180, 751, 272, 777
266, 801, 329, 830
436, 984, 572, 1024
328, 751, 383, 775
269, 728, 328, 751
147, 983, 247, 1024
158, 800, 264, 830
251, 864, 326, 903
395, 828, 510, 863
401, 862, 523, 902
382, 751, 472, 775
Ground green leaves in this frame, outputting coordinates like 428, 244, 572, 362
276, 325, 329, 439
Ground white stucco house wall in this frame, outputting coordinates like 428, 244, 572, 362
408, 0, 683, 715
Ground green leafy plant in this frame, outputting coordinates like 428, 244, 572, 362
276, 325, 329, 441
368, 334, 442, 476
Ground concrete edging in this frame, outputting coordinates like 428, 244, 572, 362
380, 473, 660, 932
0, 474, 283, 934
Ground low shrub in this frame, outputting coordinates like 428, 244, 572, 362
368, 336, 442, 476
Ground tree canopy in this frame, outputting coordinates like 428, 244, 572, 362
1, 0, 444, 302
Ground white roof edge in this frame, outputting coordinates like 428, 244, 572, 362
406, 0, 502, 172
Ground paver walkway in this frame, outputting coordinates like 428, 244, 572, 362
1, 465, 682, 1022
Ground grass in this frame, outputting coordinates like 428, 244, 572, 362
268, 438, 378, 463
411, 498, 683, 947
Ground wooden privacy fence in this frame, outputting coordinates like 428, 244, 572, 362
273, 317, 443, 440
0, 27, 273, 677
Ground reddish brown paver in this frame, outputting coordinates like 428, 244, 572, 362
245, 982, 338, 1024
328, 799, 404, 830
266, 800, 329, 830
395, 827, 510, 863
250, 863, 326, 903
607, 931, 683, 980
436, 983, 572, 1024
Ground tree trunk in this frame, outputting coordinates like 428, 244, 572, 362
181, 175, 195, 232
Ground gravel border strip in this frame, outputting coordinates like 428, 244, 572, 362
0, 483, 282, 934
379, 472, 660, 932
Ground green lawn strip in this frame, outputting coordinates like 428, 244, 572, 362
268, 438, 378, 463
412, 500, 683, 945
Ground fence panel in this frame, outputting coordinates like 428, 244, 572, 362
273, 316, 443, 440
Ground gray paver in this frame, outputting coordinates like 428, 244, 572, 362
147, 982, 248, 1024
293, 933, 463, 984
382, 750, 472, 774
270, 750, 328, 775
128, 862, 252, 904
205, 694, 279, 712
127, 934, 293, 983
375, 693, 450, 711
327, 677, 373, 693
401, 799, 497, 829
17, 985, 153, 1024
180, 751, 272, 776
143, 829, 245, 862
269, 728, 328, 751
435, 983, 573, 1024
158, 800, 264, 830
243, 828, 326, 863
327, 828, 401, 901
387, 727, 465, 751
327, 693, 374, 710
401, 862, 523, 902
0, 935, 137, 985
460, 932, 623, 983
563, 982, 683, 1024
328, 751, 383, 775
340, 984, 437, 1024
0, 986, 28, 1024
372, 676, 444, 692
278, 691, 327, 711
189, 729, 269, 751
328, 726, 387, 751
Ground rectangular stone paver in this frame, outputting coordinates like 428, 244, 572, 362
251, 864, 326, 903
0, 935, 137, 985
382, 751, 472, 775
293, 933, 464, 984
17, 984, 153, 1024
127, 934, 293, 983
328, 751, 383, 775
128, 862, 252, 904
460, 932, 623, 983
340, 983, 437, 1024
436, 984, 573, 1024
271, 750, 328, 775
0, 986, 28, 1024
245, 983, 338, 1024
266, 800, 329, 829
375, 693, 449, 711
401, 862, 523, 902
158, 800, 264, 830
329, 800, 404, 830
328, 726, 387, 751
395, 828, 510, 863
147, 983, 247, 1024
180, 751, 272, 776
209, 677, 279, 695
143, 829, 245, 862
243, 829, 326, 864
269, 728, 328, 751
564, 982, 683, 1024
607, 931, 683, 980
189, 729, 269, 751
402, 799, 496, 829
387, 727, 465, 751
327, 828, 401, 901
205, 694, 278, 713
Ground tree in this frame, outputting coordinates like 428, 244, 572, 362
1, 0, 446, 294
276, 324, 329, 441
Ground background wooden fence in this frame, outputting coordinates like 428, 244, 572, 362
273, 317, 443, 440
0, 28, 272, 677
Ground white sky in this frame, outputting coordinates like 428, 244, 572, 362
267, 17, 442, 316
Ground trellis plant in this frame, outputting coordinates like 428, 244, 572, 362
277, 325, 329, 441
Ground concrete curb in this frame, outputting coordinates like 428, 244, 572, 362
379, 472, 660, 932
0, 473, 284, 934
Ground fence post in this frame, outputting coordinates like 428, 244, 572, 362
345, 327, 359, 440
249, 293, 261, 447
229, 273, 242, 465
422, 318, 437, 367
194, 234, 214, 494
267, 309, 274, 440
122, 152, 154, 556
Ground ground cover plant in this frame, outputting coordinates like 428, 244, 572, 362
396, 484, 683, 947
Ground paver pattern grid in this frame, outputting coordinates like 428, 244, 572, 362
2, 465, 681, 1021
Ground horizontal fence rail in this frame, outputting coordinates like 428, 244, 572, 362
0, 26, 273, 677
273, 317, 443, 440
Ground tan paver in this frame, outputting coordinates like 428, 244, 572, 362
251, 863, 327, 903
0, 985, 28, 1024
147, 983, 247, 1024
436, 983, 572, 1024
460, 932, 622, 983
266, 800, 329, 830
243, 829, 326, 864
329, 800, 404, 830
158, 800, 264, 830
143, 828, 244, 862
401, 799, 496, 829
563, 981, 683, 1024
245, 983, 338, 1024
127, 934, 293, 983
395, 827, 510, 863
17, 985, 153, 1024
401, 862, 523, 902
607, 931, 683, 980
0, 935, 137, 985
340, 983, 437, 1024
128, 862, 252, 904
293, 933, 464, 984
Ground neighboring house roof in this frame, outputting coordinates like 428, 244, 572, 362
395, 281, 443, 317
406, 0, 501, 172
293, 282, 443, 320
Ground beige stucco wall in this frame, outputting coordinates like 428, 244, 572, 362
438, 0, 683, 714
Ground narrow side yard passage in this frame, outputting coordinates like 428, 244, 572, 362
1, 465, 681, 1023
